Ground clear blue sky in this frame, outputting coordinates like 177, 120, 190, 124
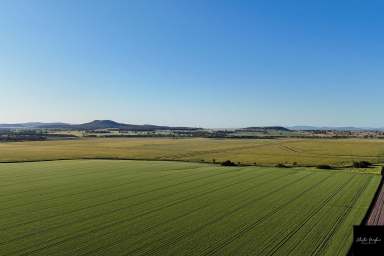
1, 0, 383, 128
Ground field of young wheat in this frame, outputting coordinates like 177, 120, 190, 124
0, 160, 379, 256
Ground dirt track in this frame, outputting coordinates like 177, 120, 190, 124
366, 178, 384, 225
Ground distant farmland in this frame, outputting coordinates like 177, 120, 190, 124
0, 160, 379, 256
1, 137, 384, 166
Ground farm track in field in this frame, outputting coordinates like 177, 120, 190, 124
0, 160, 380, 256
282, 176, 362, 256
261, 175, 357, 256
281, 176, 371, 256
260, 146, 381, 160
311, 177, 372, 256
279, 145, 300, 153
199, 174, 335, 256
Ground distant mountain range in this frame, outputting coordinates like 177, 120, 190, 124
1, 121, 384, 132
289, 126, 384, 131
0, 120, 199, 131
0, 122, 68, 129
242, 126, 291, 132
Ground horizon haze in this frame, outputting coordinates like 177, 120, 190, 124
1, 119, 384, 131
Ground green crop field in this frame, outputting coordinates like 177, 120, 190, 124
0, 160, 379, 256
1, 137, 384, 166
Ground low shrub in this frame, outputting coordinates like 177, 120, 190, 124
352, 161, 372, 168
276, 163, 289, 168
221, 160, 237, 166
316, 164, 333, 170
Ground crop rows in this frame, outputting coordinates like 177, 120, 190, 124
0, 160, 379, 256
